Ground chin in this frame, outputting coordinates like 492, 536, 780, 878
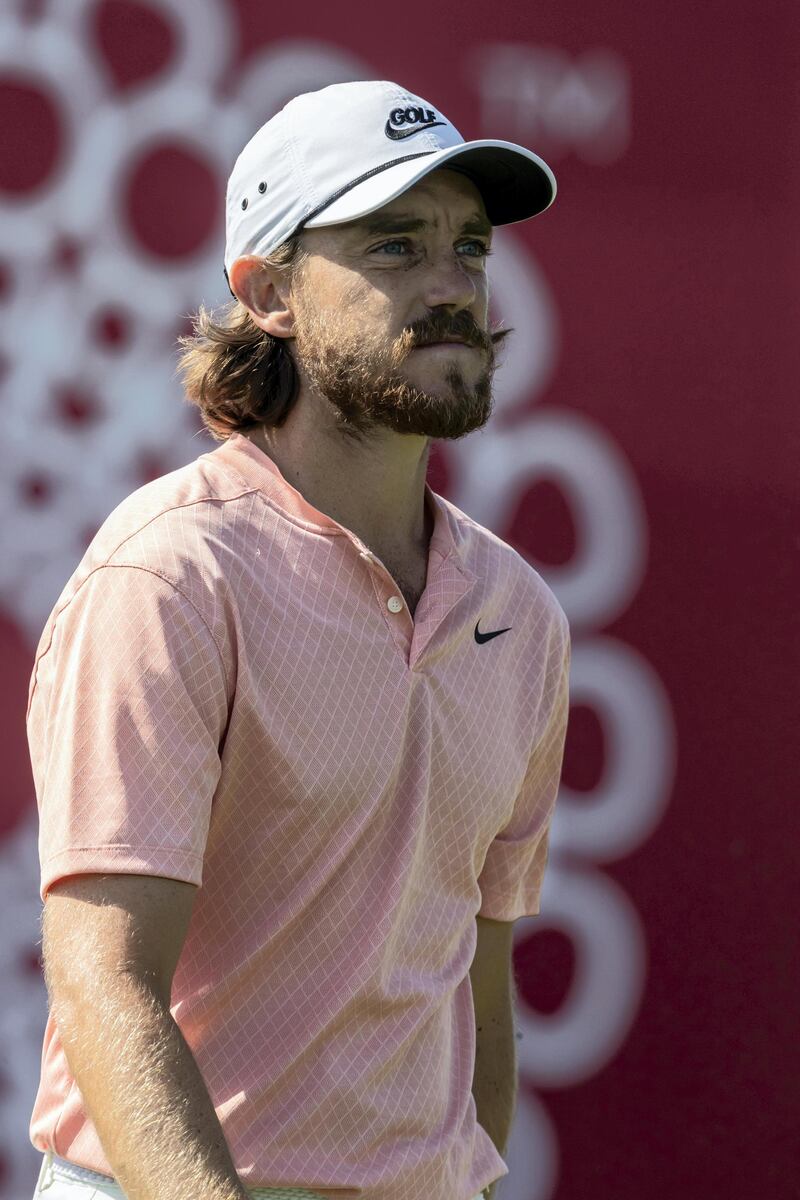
405, 365, 481, 398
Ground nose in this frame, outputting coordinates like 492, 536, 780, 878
420, 250, 478, 313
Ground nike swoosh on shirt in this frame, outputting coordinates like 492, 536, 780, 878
474, 621, 512, 644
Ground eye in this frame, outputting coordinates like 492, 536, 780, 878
372, 239, 413, 256
457, 239, 491, 258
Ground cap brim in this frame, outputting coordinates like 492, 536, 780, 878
302, 139, 556, 231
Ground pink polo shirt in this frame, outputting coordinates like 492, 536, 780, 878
27, 433, 571, 1200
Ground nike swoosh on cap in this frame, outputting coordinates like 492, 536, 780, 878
384, 119, 446, 141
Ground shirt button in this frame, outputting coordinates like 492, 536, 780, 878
386, 595, 404, 613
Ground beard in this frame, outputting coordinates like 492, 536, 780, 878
290, 300, 510, 441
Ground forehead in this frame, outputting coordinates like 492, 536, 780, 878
310, 168, 491, 246
374, 168, 488, 222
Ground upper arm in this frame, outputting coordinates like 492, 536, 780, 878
42, 872, 198, 1010
469, 915, 515, 1024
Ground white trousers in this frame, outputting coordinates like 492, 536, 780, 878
32, 1149, 487, 1199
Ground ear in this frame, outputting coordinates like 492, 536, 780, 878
228, 255, 295, 339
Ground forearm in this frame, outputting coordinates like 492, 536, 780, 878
472, 1000, 517, 1199
51, 972, 249, 1200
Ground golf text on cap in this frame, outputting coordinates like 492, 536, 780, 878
385, 105, 446, 140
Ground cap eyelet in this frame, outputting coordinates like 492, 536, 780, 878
241, 198, 248, 210
258, 181, 267, 194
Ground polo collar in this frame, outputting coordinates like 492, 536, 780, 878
210, 432, 466, 567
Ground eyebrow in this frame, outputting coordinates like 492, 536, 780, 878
357, 212, 493, 239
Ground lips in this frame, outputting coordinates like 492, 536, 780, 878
415, 339, 472, 348
404, 312, 491, 353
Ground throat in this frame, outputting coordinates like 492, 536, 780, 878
387, 558, 428, 618
359, 493, 435, 617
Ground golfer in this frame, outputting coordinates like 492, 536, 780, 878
28, 80, 571, 1200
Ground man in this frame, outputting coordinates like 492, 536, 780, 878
28, 81, 571, 1200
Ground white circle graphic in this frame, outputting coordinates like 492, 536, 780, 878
514, 864, 647, 1086
450, 407, 648, 628
552, 635, 677, 860
0, 14, 105, 256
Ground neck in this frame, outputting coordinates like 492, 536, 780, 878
245, 393, 433, 556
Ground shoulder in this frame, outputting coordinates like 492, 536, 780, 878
99, 451, 256, 566
81, 449, 259, 586
34, 450, 260, 667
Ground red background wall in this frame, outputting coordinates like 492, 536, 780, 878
1, 0, 797, 1196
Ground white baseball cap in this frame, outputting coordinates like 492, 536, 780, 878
223, 79, 556, 289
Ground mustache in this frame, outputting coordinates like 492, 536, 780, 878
395, 311, 511, 356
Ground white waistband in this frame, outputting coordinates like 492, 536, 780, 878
50, 1154, 116, 1185
48, 1154, 331, 1198
47, 1153, 485, 1199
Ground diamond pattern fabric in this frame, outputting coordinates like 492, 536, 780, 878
27, 433, 570, 1200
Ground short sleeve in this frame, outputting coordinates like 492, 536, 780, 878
477, 617, 571, 921
27, 564, 231, 902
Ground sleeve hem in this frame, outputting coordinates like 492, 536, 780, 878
41, 845, 204, 901
478, 894, 541, 922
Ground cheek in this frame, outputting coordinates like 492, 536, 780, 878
347, 291, 406, 349
296, 259, 372, 318
335, 279, 396, 333
473, 279, 490, 325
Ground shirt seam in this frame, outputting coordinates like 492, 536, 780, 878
212, 455, 346, 537
42, 844, 204, 862
251, 486, 347, 537
106, 488, 258, 563
28, 486, 255, 686
28, 563, 233, 715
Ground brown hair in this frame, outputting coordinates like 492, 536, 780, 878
175, 237, 306, 442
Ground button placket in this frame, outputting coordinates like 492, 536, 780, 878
357, 546, 413, 660
359, 549, 406, 616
